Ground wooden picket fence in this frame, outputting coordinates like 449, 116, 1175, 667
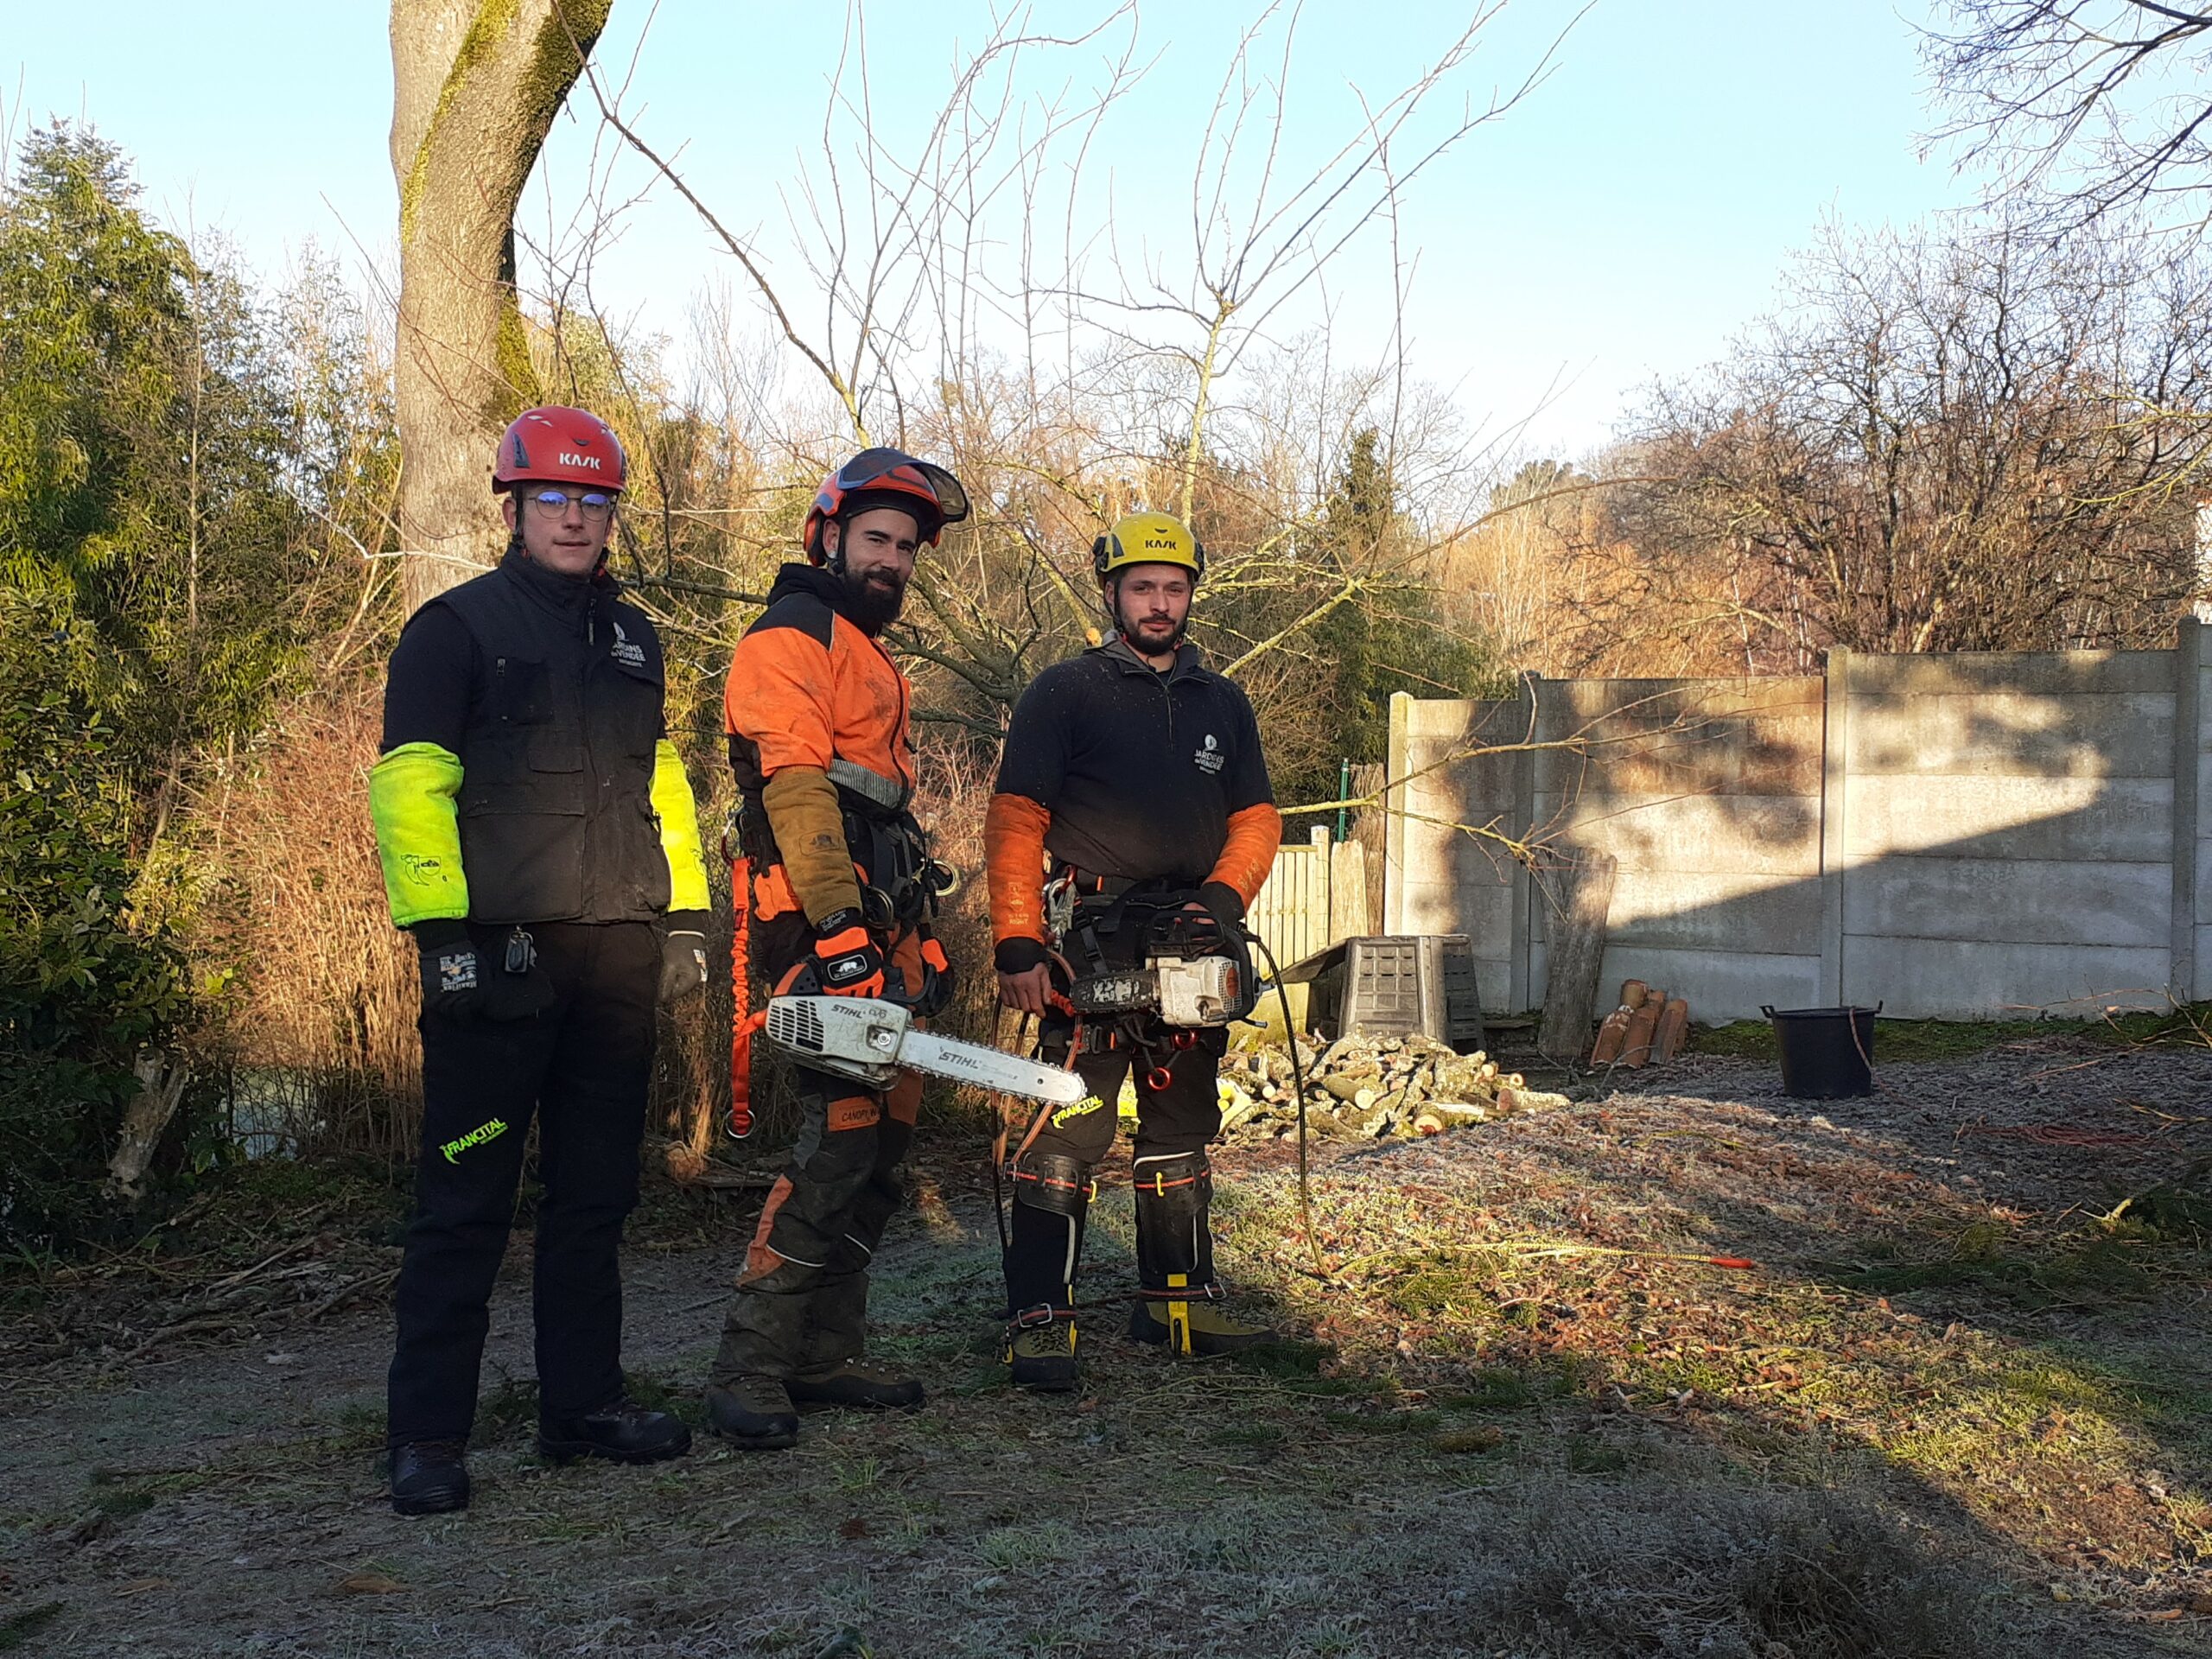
1244, 824, 1375, 973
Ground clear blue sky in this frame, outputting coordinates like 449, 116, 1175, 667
6, 2, 1974, 459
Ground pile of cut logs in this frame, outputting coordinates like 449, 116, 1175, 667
1211, 1033, 1572, 1141
1589, 980, 1689, 1068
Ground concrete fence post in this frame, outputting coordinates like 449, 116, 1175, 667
2174, 618, 2203, 1003
1819, 647, 1852, 1006
1383, 692, 1410, 934
1510, 672, 1541, 1014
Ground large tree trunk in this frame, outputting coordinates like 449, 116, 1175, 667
390, 0, 613, 613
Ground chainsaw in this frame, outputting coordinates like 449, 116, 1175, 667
761, 993, 1086, 1106
1057, 895, 1259, 1028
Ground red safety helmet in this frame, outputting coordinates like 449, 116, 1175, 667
491, 406, 627, 494
801, 448, 969, 564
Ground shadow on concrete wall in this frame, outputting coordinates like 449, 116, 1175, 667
1386, 645, 2197, 1022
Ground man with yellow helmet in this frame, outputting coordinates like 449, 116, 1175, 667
982, 511, 1282, 1389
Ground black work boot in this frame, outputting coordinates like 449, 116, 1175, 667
538, 1398, 692, 1465
1128, 1150, 1275, 1356
389, 1440, 470, 1516
1002, 1153, 1090, 1393
790, 1270, 924, 1411
703, 1270, 808, 1450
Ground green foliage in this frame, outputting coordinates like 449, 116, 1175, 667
0, 124, 384, 1244
0, 591, 188, 1246
1256, 428, 1499, 809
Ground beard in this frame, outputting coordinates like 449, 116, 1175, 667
840, 563, 908, 633
1115, 594, 1189, 655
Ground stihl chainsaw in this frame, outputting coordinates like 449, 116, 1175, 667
761, 994, 1086, 1106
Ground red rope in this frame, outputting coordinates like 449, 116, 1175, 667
728, 855, 753, 1138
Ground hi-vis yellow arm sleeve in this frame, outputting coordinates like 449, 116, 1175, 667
652, 738, 713, 913
368, 741, 468, 927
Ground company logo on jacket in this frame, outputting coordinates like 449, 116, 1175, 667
1193, 733, 1224, 774
611, 619, 645, 668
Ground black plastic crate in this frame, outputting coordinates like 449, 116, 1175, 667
1339, 935, 1485, 1052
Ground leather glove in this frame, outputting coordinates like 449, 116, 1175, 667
413, 920, 555, 1024
811, 908, 887, 998
658, 910, 711, 1005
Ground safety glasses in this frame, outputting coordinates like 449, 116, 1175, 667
524, 488, 618, 521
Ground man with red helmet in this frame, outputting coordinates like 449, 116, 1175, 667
704, 447, 969, 1449
367, 405, 713, 1514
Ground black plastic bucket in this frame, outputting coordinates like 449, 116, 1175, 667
1761, 1003, 1880, 1099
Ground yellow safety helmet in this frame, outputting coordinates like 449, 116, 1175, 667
1091, 511, 1205, 583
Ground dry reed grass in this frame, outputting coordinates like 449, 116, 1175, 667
194, 677, 421, 1161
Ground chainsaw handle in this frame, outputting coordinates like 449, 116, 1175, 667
774, 955, 925, 1010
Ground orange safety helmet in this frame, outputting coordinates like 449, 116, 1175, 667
802, 448, 969, 564
491, 406, 627, 494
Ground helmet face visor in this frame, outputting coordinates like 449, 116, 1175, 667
833, 448, 970, 530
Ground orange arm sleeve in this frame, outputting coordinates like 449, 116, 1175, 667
1205, 803, 1281, 911
985, 792, 1054, 945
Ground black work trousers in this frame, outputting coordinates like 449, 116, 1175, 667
1027, 1014, 1227, 1166
386, 919, 658, 1446
1001, 1013, 1227, 1313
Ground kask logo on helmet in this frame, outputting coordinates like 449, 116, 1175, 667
557, 451, 601, 470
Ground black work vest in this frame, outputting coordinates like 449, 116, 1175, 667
428, 558, 671, 924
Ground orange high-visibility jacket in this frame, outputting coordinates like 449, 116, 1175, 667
725, 563, 915, 924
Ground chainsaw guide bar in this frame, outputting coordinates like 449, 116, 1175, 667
762, 995, 1086, 1105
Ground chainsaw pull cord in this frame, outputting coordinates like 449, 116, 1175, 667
1243, 928, 1328, 1281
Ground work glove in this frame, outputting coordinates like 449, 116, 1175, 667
811, 908, 887, 998
1195, 880, 1248, 944
412, 919, 556, 1024
658, 910, 712, 1005
911, 930, 955, 1017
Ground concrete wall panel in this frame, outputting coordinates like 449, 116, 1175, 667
1843, 855, 2171, 948
1849, 692, 2172, 779
1534, 868, 1823, 955
1533, 715, 1823, 798
1395, 879, 1477, 938
1841, 937, 2170, 1017
1845, 775, 2172, 862
1545, 677, 1826, 721
1852, 651, 2170, 696
1389, 646, 2197, 1020
1536, 791, 1821, 875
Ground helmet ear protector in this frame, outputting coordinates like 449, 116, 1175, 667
1091, 512, 1205, 582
